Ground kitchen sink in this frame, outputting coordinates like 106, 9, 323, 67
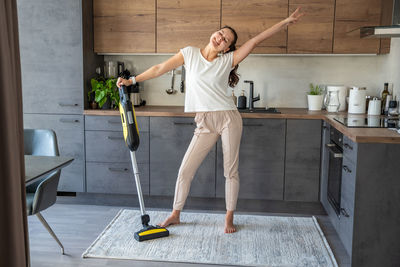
238, 107, 281, 114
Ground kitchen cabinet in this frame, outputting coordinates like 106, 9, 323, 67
288, 0, 335, 53
284, 119, 321, 202
18, 0, 83, 114
216, 118, 286, 200
221, 0, 288, 54
157, 0, 220, 53
93, 0, 156, 53
18, 0, 85, 192
24, 114, 85, 192
149, 117, 216, 197
85, 115, 150, 195
333, 0, 382, 54
321, 123, 400, 267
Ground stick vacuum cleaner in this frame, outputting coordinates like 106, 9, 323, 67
118, 84, 169, 242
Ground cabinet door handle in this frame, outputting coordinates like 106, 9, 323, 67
343, 165, 352, 173
243, 124, 263, 127
107, 120, 121, 124
59, 118, 80, 123
108, 167, 129, 172
58, 102, 79, 107
174, 122, 194, 126
340, 208, 350, 217
107, 136, 124, 140
344, 143, 353, 150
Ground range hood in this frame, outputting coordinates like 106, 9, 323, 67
360, 0, 400, 38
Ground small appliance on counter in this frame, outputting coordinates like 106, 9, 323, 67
326, 86, 348, 111
367, 98, 382, 115
348, 87, 367, 114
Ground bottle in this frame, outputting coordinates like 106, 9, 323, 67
381, 82, 389, 115
231, 90, 237, 106
237, 90, 247, 109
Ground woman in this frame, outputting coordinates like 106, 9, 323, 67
117, 8, 303, 233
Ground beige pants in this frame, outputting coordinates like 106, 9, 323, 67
173, 110, 243, 211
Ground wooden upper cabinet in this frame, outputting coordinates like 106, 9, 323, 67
222, 0, 288, 54
288, 0, 335, 53
93, 0, 156, 53
157, 0, 220, 53
333, 0, 382, 54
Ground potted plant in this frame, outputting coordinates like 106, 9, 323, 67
88, 77, 119, 109
307, 83, 324, 111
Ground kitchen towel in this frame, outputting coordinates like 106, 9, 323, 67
82, 209, 338, 267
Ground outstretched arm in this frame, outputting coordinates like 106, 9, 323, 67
232, 7, 304, 66
117, 52, 184, 87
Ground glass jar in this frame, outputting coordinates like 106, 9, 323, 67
324, 90, 340, 112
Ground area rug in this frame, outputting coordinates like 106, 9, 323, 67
82, 209, 338, 267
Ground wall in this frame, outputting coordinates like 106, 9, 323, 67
105, 40, 399, 108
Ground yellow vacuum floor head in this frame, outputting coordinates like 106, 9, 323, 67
134, 225, 169, 242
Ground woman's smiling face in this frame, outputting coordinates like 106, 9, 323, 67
209, 28, 235, 53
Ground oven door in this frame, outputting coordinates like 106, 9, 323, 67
326, 143, 343, 216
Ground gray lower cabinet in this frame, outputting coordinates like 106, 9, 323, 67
149, 117, 216, 197
216, 118, 285, 200
85, 115, 149, 195
322, 123, 400, 267
24, 114, 85, 192
338, 156, 356, 255
285, 119, 321, 202
86, 162, 149, 195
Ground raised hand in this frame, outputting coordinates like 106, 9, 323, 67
286, 7, 305, 25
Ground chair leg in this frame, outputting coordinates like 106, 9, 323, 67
36, 213, 65, 254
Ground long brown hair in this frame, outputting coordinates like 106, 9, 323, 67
221, 25, 239, 88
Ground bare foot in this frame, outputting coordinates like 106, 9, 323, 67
158, 210, 181, 227
224, 210, 236, 233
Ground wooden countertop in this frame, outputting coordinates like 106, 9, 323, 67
84, 106, 400, 144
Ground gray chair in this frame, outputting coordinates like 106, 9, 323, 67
24, 129, 64, 254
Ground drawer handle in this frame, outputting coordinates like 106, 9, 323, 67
344, 143, 353, 150
59, 118, 80, 123
243, 124, 263, 127
107, 136, 124, 140
340, 208, 350, 218
343, 165, 352, 173
174, 122, 194, 126
108, 167, 129, 172
107, 120, 121, 124
59, 102, 79, 107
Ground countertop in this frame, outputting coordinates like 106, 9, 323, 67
84, 106, 400, 144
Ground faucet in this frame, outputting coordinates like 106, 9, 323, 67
244, 80, 260, 110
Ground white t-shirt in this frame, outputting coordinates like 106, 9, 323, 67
180, 46, 237, 112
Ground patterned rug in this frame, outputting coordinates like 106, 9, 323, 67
82, 209, 338, 267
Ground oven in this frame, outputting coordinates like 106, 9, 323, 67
326, 127, 343, 216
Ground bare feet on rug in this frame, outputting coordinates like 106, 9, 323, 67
225, 210, 236, 233
158, 209, 181, 227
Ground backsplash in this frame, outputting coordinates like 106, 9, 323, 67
105, 39, 399, 108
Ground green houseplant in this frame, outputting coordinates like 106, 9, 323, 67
307, 83, 324, 111
88, 77, 119, 109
